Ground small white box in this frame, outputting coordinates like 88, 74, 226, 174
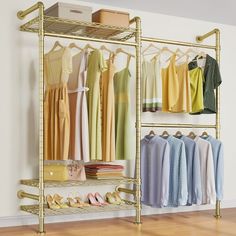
45, 2, 92, 22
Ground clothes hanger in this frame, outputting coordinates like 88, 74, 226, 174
115, 48, 135, 58
175, 47, 198, 62
160, 47, 176, 55
174, 131, 182, 138
84, 43, 96, 51
161, 130, 169, 138
201, 131, 209, 138
100, 45, 114, 54
49, 41, 64, 53
164, 47, 184, 62
148, 130, 156, 136
188, 131, 196, 139
69, 42, 83, 51
142, 43, 161, 56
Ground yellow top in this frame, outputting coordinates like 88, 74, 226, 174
162, 54, 192, 113
189, 67, 204, 113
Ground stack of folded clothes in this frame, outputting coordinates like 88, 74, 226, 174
85, 164, 124, 179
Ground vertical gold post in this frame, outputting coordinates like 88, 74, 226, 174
38, 2, 45, 234
134, 17, 142, 225
215, 29, 221, 219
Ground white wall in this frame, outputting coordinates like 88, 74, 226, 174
1, 0, 236, 227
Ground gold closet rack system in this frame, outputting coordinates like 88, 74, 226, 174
17, 2, 221, 234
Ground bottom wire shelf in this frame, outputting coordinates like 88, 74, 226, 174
20, 203, 135, 216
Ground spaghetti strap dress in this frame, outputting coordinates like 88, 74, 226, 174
44, 47, 72, 160
86, 49, 107, 161
67, 50, 90, 162
114, 57, 132, 160
101, 53, 116, 162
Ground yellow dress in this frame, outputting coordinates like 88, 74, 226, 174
101, 54, 116, 162
189, 67, 204, 113
162, 54, 192, 113
86, 49, 107, 161
44, 47, 72, 160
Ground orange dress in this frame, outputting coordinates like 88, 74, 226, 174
101, 54, 116, 162
44, 47, 72, 160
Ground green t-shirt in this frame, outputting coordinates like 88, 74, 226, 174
188, 54, 222, 114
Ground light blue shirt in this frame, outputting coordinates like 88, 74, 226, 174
164, 136, 188, 207
140, 135, 170, 207
179, 136, 202, 205
201, 135, 224, 200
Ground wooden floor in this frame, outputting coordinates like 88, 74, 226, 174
1, 208, 236, 236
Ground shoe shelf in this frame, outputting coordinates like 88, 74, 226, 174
20, 177, 136, 188
19, 16, 136, 42
20, 203, 135, 216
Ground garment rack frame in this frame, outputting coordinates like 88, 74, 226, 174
141, 29, 221, 219
16, 2, 221, 234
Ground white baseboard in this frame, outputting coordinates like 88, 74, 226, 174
1, 199, 236, 228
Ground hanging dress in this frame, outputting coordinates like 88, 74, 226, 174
67, 50, 89, 162
114, 56, 132, 160
44, 47, 72, 160
101, 53, 116, 162
142, 55, 162, 112
162, 54, 192, 113
86, 49, 107, 161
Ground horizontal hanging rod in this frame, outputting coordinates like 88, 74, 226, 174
141, 123, 216, 129
141, 36, 216, 50
116, 187, 136, 195
196, 28, 220, 42
45, 32, 137, 47
17, 190, 39, 201
17, 2, 43, 20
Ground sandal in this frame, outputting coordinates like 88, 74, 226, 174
87, 193, 101, 206
105, 192, 119, 205
53, 194, 69, 208
67, 197, 82, 208
75, 196, 90, 207
95, 192, 108, 205
112, 192, 123, 204
46, 194, 60, 209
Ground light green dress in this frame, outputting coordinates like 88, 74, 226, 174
114, 66, 131, 160
86, 49, 107, 160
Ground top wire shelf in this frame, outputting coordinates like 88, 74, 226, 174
19, 16, 137, 42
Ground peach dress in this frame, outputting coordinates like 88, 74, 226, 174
67, 50, 89, 162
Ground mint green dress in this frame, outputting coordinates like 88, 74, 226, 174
86, 49, 107, 160
114, 67, 131, 160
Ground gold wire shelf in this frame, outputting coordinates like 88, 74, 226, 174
20, 203, 135, 216
19, 16, 136, 41
20, 177, 136, 188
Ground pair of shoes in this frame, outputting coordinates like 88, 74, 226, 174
67, 195, 90, 208
87, 193, 108, 206
46, 194, 69, 209
105, 191, 123, 205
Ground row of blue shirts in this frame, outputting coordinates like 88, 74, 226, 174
140, 134, 223, 208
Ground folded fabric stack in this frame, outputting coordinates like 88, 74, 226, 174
85, 164, 124, 179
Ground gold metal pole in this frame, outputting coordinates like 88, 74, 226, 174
196, 29, 221, 219
135, 16, 142, 225
215, 29, 221, 219
38, 2, 45, 234
116, 187, 136, 195
196, 28, 220, 42
17, 2, 43, 19
142, 36, 216, 50
44, 32, 137, 47
141, 123, 216, 129
17, 190, 39, 201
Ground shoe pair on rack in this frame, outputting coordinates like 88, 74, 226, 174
105, 191, 123, 205
87, 192, 108, 206
46, 194, 69, 209
67, 196, 90, 208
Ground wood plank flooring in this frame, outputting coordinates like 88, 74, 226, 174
0, 208, 236, 236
